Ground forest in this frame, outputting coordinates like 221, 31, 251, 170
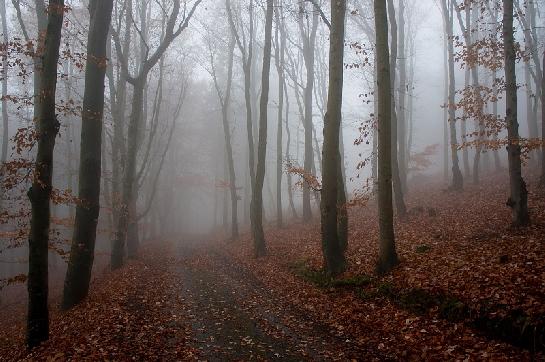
0, 0, 544, 360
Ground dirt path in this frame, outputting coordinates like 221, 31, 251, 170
175, 238, 380, 361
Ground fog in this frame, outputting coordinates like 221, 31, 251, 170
0, 0, 544, 358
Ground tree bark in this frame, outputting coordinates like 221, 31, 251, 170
441, 0, 463, 190
274, 1, 285, 228
27, 0, 64, 347
298, 4, 319, 223
375, 0, 398, 274
503, 0, 529, 225
62, 0, 114, 309
320, 0, 347, 276
251, 0, 273, 257
386, 0, 407, 217
0, 0, 8, 165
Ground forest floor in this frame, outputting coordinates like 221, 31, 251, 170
0, 177, 544, 360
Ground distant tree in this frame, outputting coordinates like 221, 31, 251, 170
251, 0, 273, 257
439, 0, 463, 190
386, 0, 407, 217
27, 0, 64, 348
274, 0, 285, 228
320, 0, 347, 276
62, 0, 114, 310
208, 34, 239, 239
503, 0, 529, 225
375, 0, 399, 274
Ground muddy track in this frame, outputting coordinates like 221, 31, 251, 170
175, 239, 383, 361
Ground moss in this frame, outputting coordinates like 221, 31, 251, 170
438, 297, 468, 322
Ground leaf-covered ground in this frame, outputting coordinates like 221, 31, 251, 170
0, 177, 543, 360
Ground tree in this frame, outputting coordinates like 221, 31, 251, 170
209, 34, 238, 239
386, 0, 407, 217
439, 0, 463, 190
375, 0, 398, 274
0, 0, 8, 165
27, 0, 64, 348
62, 0, 114, 310
274, 0, 285, 228
320, 0, 347, 276
251, 0, 273, 257
542, 50, 545, 185
298, 2, 319, 223
503, 0, 528, 226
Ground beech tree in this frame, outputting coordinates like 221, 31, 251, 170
27, 0, 64, 348
62, 0, 114, 309
375, 0, 398, 274
503, 0, 529, 225
320, 0, 347, 276
251, 0, 273, 257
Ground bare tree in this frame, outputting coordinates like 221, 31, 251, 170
375, 0, 398, 274
320, 0, 347, 276
62, 0, 114, 310
27, 0, 64, 348
503, 0, 529, 225
251, 0, 273, 257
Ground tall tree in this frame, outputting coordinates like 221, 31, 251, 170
375, 0, 398, 274
209, 35, 238, 239
27, 0, 64, 347
298, 2, 319, 223
440, 0, 463, 190
320, 0, 347, 276
251, 0, 273, 257
542, 50, 545, 185
62, 0, 114, 309
274, 0, 285, 228
0, 0, 8, 165
386, 0, 407, 217
503, 0, 529, 225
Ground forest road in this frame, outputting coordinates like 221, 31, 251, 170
174, 238, 378, 361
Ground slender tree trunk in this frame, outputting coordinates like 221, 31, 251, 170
62, 0, 114, 309
397, 0, 407, 192
441, 0, 463, 190
442, 23, 449, 182
375, 0, 398, 275
503, 0, 529, 226
274, 2, 285, 228
0, 0, 8, 165
284, 85, 297, 218
251, 0, 273, 257
387, 0, 407, 217
299, 7, 319, 223
541, 50, 545, 185
27, 0, 64, 347
321, 0, 347, 276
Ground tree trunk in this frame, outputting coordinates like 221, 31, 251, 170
397, 0, 407, 192
27, 0, 64, 347
387, 0, 407, 217
62, 0, 113, 310
441, 0, 463, 190
299, 6, 319, 223
284, 84, 298, 219
0, 0, 8, 165
541, 50, 545, 185
274, 1, 285, 228
320, 0, 347, 276
375, 0, 398, 275
503, 0, 529, 226
251, 0, 273, 257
